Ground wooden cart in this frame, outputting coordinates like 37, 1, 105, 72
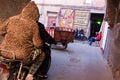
46, 27, 74, 49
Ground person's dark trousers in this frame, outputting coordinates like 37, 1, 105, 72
74, 33, 78, 39
89, 37, 96, 45
78, 34, 84, 40
78, 34, 82, 40
35, 43, 51, 79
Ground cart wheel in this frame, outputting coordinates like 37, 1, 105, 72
62, 43, 67, 49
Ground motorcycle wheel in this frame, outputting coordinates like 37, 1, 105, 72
62, 42, 68, 49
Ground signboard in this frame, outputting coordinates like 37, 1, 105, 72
59, 8, 75, 28
74, 9, 90, 29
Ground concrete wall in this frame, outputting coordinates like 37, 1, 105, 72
104, 1, 120, 80
33, 0, 105, 7
0, 0, 30, 21
0, 0, 30, 43
105, 24, 120, 80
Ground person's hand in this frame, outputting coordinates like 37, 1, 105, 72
25, 74, 34, 80
49, 38, 57, 45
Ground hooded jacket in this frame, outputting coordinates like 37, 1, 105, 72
0, 1, 43, 64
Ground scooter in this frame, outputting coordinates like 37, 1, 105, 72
0, 43, 51, 80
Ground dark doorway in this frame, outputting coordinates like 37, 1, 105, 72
89, 13, 104, 37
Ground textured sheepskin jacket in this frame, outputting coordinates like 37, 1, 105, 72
0, 1, 43, 64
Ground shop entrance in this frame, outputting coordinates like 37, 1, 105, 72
89, 13, 104, 37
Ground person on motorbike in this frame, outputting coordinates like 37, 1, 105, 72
25, 22, 57, 80
35, 22, 56, 79
0, 1, 45, 80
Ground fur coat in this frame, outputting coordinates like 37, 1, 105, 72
0, 1, 43, 64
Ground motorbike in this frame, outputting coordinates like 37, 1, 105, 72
0, 43, 51, 80
0, 22, 56, 80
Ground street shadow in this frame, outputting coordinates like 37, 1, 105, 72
51, 44, 75, 54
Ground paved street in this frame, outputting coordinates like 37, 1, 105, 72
47, 40, 114, 80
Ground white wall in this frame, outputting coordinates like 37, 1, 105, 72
33, 0, 105, 7
32, 0, 105, 27
101, 21, 109, 50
